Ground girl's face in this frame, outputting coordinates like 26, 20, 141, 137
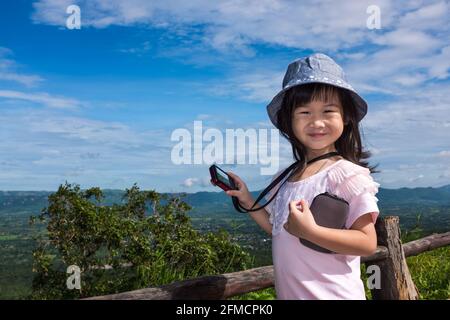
291, 94, 345, 159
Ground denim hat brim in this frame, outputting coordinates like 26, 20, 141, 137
266, 81, 368, 129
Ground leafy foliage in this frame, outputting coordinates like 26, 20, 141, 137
407, 247, 450, 299
30, 183, 251, 299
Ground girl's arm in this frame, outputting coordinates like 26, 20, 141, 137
244, 202, 272, 236
285, 200, 377, 256
225, 172, 272, 236
306, 213, 377, 256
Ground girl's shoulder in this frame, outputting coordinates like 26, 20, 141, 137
327, 159, 380, 201
331, 158, 371, 176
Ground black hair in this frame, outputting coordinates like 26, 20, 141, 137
276, 83, 380, 174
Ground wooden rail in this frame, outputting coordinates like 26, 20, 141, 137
86, 216, 450, 300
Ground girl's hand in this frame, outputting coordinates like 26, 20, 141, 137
222, 171, 254, 209
284, 199, 318, 239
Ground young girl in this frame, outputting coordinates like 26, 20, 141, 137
225, 53, 380, 300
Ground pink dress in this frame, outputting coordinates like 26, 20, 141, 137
265, 159, 380, 300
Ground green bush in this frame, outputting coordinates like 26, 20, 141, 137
401, 225, 450, 299
30, 183, 251, 299
407, 247, 450, 299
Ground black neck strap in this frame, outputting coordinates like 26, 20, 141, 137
232, 151, 340, 213
306, 151, 340, 165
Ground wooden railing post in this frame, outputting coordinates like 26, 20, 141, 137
367, 216, 419, 300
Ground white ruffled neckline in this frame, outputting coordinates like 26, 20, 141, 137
286, 159, 345, 185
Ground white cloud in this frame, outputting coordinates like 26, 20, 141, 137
0, 47, 44, 87
32, 0, 395, 51
0, 108, 180, 190
372, 28, 442, 50
408, 174, 425, 182
436, 151, 450, 158
182, 177, 199, 187
204, 69, 283, 103
118, 41, 151, 55
0, 47, 13, 56
0, 90, 82, 109
359, 80, 450, 187
428, 45, 450, 79
364, 85, 450, 139
0, 72, 43, 87
398, 1, 449, 31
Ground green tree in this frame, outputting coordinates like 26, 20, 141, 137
30, 183, 251, 299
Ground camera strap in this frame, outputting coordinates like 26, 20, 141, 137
232, 151, 340, 213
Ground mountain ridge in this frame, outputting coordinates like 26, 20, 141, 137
1, 184, 450, 215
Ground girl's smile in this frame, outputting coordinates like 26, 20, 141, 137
308, 133, 327, 138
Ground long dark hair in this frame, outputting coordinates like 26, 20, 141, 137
276, 83, 380, 174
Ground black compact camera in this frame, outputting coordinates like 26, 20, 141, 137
209, 164, 237, 191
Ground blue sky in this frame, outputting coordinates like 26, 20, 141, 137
0, 0, 449, 192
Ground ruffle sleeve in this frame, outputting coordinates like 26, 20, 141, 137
327, 161, 380, 229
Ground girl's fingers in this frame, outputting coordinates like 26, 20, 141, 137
227, 171, 237, 178
289, 200, 299, 212
226, 190, 239, 197
227, 171, 243, 184
298, 199, 307, 211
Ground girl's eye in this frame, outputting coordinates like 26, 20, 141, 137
298, 110, 334, 114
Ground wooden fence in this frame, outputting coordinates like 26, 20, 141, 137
87, 216, 450, 300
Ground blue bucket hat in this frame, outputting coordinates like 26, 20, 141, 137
266, 53, 368, 129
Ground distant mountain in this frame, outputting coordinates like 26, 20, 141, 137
182, 185, 450, 214
1, 184, 450, 216
377, 185, 450, 207
0, 191, 50, 214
